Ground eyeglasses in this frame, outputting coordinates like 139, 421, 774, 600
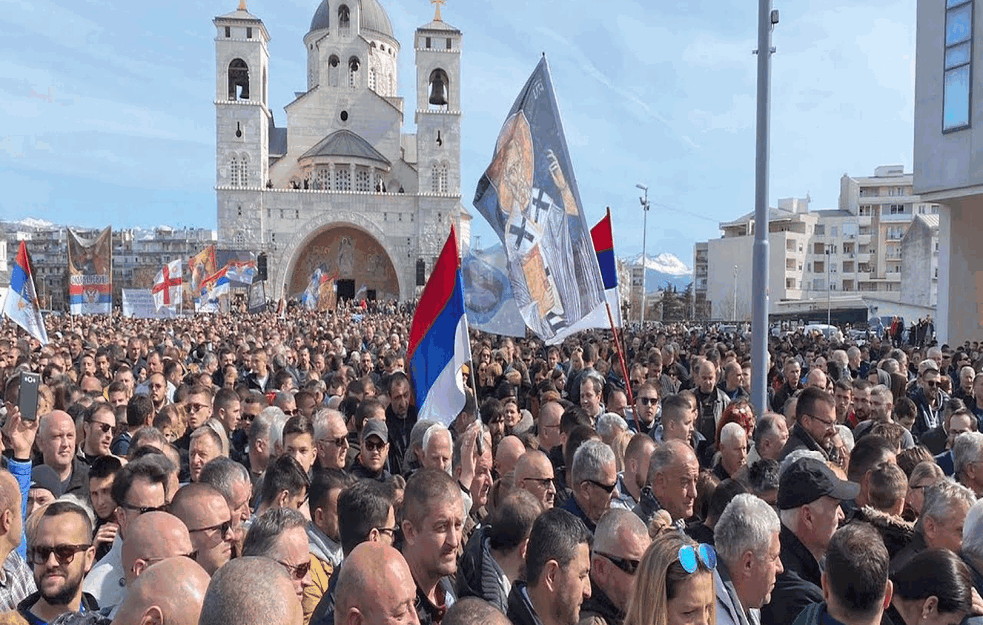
678, 544, 717, 573
86, 421, 117, 436
363, 439, 387, 452
638, 396, 659, 406
321, 436, 348, 448
374, 526, 398, 538
925, 380, 939, 387
598, 552, 640, 575
188, 519, 233, 537
276, 559, 312, 580
241, 413, 257, 424
28, 543, 91, 566
583, 479, 617, 494
805, 412, 836, 429
187, 403, 210, 413
282, 409, 297, 416
144, 550, 198, 565
120, 502, 169, 515
522, 476, 555, 487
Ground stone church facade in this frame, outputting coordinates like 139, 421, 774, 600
214, 0, 469, 301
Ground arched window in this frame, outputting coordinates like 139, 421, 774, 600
336, 167, 351, 192
328, 55, 340, 88
369, 68, 377, 91
228, 58, 250, 100
355, 168, 371, 192
338, 5, 350, 33
349, 57, 360, 88
230, 155, 240, 187
428, 68, 449, 108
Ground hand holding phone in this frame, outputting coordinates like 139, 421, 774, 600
18, 372, 40, 423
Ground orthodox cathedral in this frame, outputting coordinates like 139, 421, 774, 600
214, 0, 468, 301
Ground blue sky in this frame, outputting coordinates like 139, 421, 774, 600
0, 0, 916, 267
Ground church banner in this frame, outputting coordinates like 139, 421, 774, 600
67, 227, 112, 315
462, 244, 527, 338
472, 57, 604, 341
187, 245, 217, 306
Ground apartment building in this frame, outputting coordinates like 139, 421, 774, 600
694, 166, 940, 321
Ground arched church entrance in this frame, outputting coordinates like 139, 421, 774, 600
287, 225, 399, 307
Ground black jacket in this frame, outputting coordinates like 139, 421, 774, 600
456, 525, 509, 613
890, 531, 926, 576
918, 424, 948, 455
414, 577, 456, 625
760, 525, 823, 625
579, 580, 623, 625
778, 423, 829, 462
385, 404, 418, 476
848, 506, 914, 560
908, 386, 948, 440
17, 591, 99, 625
506, 583, 544, 625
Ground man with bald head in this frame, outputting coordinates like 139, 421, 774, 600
0, 469, 33, 611
694, 360, 730, 445
112, 557, 210, 625
514, 451, 556, 509
170, 483, 236, 575
199, 556, 302, 625
581, 510, 650, 625
494, 436, 525, 479
334, 542, 419, 625
805, 368, 828, 391
536, 401, 564, 455
36, 411, 89, 497
119, 512, 194, 586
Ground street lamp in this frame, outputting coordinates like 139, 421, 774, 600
732, 264, 738, 321
636, 184, 650, 326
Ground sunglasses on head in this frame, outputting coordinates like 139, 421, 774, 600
678, 543, 716, 574
28, 543, 91, 566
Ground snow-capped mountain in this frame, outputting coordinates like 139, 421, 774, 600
627, 253, 692, 292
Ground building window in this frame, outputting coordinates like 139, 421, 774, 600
228, 58, 250, 100
431, 163, 448, 193
246, 27, 253, 39
446, 38, 452, 49
225, 26, 231, 38
355, 169, 371, 192
944, 0, 973, 131
338, 5, 350, 33
426, 37, 432, 49
348, 57, 360, 88
315, 168, 330, 190
336, 168, 351, 191
328, 55, 340, 88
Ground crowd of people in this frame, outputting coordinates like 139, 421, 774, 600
0, 302, 982, 625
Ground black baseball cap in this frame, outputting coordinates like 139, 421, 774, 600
777, 457, 859, 510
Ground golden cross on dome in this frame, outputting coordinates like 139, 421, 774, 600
431, 0, 445, 21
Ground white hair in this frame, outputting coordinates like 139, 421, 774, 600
715, 494, 780, 566
918, 479, 976, 531
571, 440, 616, 485
596, 413, 629, 440
954, 432, 983, 476
312, 408, 345, 442
719, 422, 746, 446
779, 450, 826, 477
263, 407, 288, 454
422, 423, 451, 452
835, 425, 855, 453
963, 499, 983, 560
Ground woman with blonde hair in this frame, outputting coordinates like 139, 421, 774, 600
624, 532, 717, 625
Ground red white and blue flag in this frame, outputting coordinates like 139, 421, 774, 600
3, 242, 48, 344
407, 226, 473, 425
152, 259, 183, 311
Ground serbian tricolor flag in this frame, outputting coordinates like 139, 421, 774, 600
200, 266, 231, 301
152, 259, 183, 311
3, 242, 48, 344
407, 226, 473, 425
590, 208, 622, 327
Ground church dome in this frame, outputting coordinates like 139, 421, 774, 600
309, 0, 394, 38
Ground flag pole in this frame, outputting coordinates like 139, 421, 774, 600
600, 206, 638, 431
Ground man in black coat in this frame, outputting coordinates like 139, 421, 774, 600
760, 457, 859, 625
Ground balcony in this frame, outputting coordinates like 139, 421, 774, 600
880, 212, 912, 223
858, 215, 872, 227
